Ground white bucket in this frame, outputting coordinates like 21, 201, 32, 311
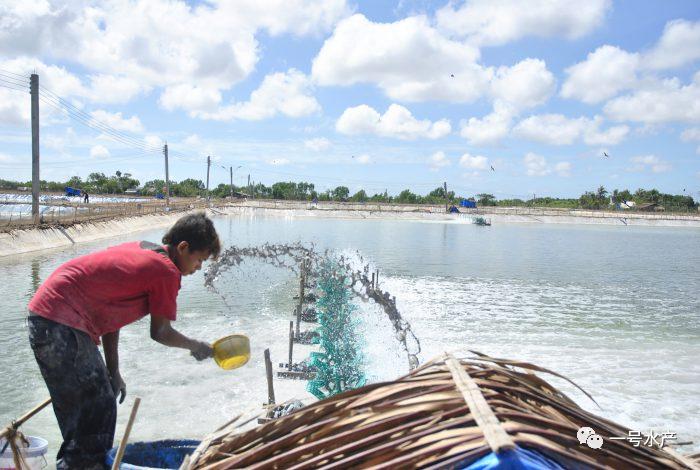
0, 436, 49, 470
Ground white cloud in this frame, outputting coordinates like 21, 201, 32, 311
514, 114, 628, 146
604, 73, 700, 124
523, 153, 550, 176
336, 104, 451, 140
304, 137, 332, 151
0, 88, 29, 126
435, 0, 611, 46
1, 58, 148, 107
183, 134, 201, 146
491, 59, 556, 110
583, 118, 629, 146
681, 128, 700, 154
628, 155, 671, 173
356, 154, 371, 164
86, 74, 147, 104
561, 45, 639, 104
459, 60, 555, 146
681, 128, 700, 142
428, 151, 451, 171
144, 135, 163, 149
312, 14, 489, 103
0, 0, 349, 88
0, 1, 349, 105
460, 107, 513, 146
196, 69, 320, 121
159, 84, 222, 114
554, 161, 572, 177
90, 110, 143, 133
90, 144, 110, 158
644, 20, 700, 70
459, 153, 488, 170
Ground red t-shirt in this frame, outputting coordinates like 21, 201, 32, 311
28, 241, 182, 344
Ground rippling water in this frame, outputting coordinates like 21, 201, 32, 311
1, 213, 698, 461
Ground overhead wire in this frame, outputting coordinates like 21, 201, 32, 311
38, 94, 163, 156
38, 88, 162, 153
0, 68, 29, 79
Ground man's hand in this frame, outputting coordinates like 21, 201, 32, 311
110, 370, 127, 404
190, 341, 214, 361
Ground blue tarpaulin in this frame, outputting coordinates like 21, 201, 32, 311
106, 440, 199, 469
460, 199, 477, 208
64, 187, 82, 197
462, 447, 565, 470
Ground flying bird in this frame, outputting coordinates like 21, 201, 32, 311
603, 152, 609, 158
490, 165, 495, 171
450, 74, 454, 78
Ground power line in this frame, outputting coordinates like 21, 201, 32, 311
0, 68, 29, 79
39, 89, 162, 152
37, 92, 161, 154
38, 85, 161, 151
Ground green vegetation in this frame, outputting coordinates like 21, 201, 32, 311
0, 176, 696, 212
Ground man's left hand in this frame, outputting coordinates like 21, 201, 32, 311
110, 371, 127, 404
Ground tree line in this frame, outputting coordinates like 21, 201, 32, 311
0, 174, 696, 211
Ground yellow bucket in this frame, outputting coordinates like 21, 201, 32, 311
212, 334, 251, 370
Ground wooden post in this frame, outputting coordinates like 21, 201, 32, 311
111, 397, 141, 470
0, 398, 52, 440
288, 321, 294, 370
299, 261, 306, 300
264, 349, 275, 406
295, 304, 301, 338
371, 272, 375, 290
444, 181, 448, 213
375, 269, 379, 288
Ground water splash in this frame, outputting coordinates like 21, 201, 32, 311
204, 243, 421, 371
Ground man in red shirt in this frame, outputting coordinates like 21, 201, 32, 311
27, 212, 221, 469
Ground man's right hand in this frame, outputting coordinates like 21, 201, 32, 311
190, 341, 214, 361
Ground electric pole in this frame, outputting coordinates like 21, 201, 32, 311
444, 181, 448, 212
30, 73, 40, 222
206, 155, 211, 200
163, 143, 170, 207
247, 174, 251, 196
230, 166, 233, 198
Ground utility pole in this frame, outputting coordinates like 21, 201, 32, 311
444, 181, 448, 212
206, 155, 211, 200
230, 166, 233, 198
30, 73, 40, 222
247, 174, 251, 196
163, 143, 170, 207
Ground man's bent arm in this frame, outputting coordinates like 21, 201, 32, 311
150, 315, 212, 359
102, 330, 120, 375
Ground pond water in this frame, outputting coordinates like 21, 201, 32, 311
1, 212, 698, 461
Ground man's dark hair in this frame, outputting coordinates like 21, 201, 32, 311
162, 212, 221, 258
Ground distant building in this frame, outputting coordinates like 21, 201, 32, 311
636, 203, 664, 212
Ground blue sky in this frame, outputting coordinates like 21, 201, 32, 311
0, 0, 699, 200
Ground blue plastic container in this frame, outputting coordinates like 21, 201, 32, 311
105, 440, 199, 469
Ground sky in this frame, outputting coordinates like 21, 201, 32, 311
0, 0, 699, 200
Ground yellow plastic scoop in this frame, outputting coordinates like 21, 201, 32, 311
212, 334, 250, 370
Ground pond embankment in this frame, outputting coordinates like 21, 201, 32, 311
2, 200, 699, 257
230, 200, 700, 227
0, 210, 209, 257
